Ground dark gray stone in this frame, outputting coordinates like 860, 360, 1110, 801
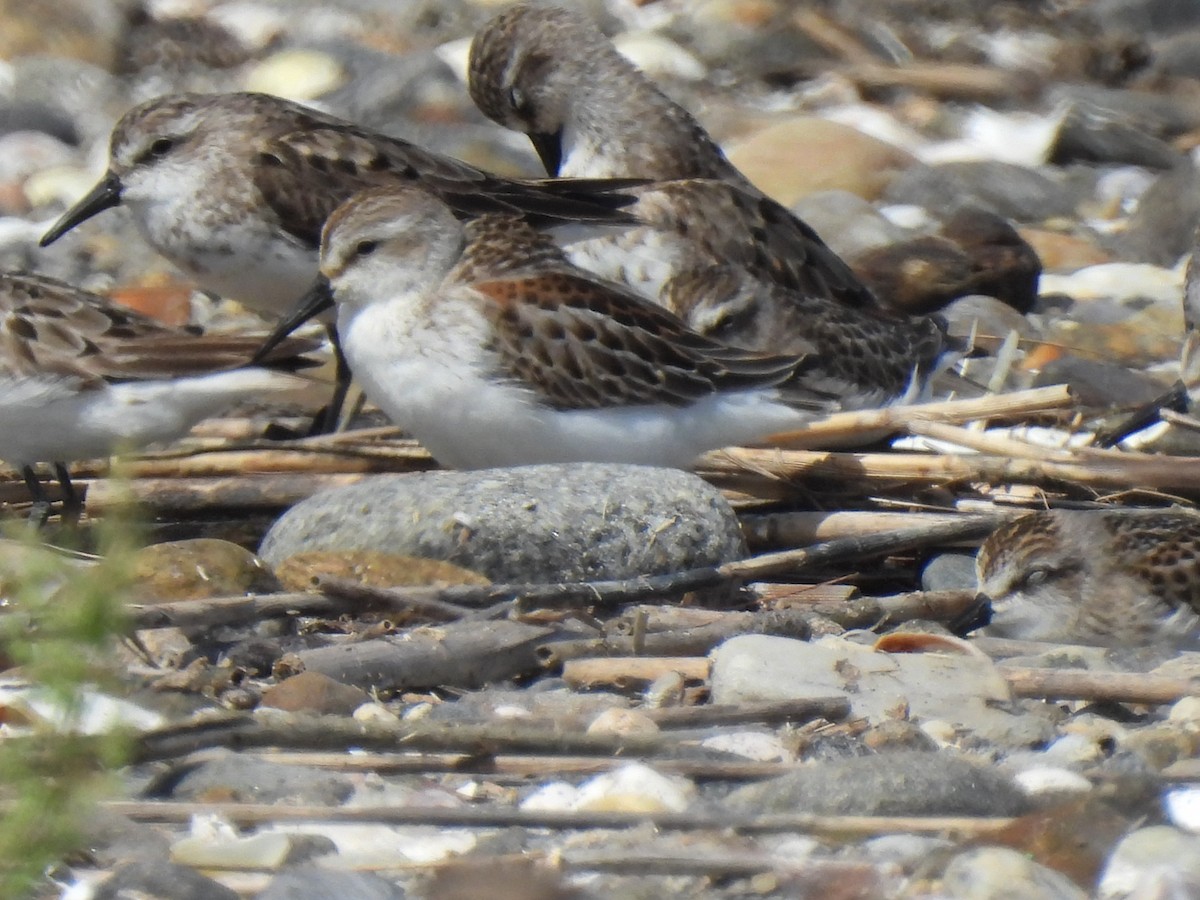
883, 161, 1081, 223
1114, 163, 1200, 266
93, 860, 239, 900
1050, 84, 1200, 140
257, 867, 407, 900
1049, 102, 1182, 169
168, 753, 353, 806
260, 465, 746, 584
1032, 356, 1170, 408
722, 751, 1030, 817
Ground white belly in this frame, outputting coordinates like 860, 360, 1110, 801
129, 196, 317, 317
0, 370, 301, 467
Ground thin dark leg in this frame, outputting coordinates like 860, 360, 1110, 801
308, 325, 351, 436
21, 465, 51, 527
53, 463, 83, 525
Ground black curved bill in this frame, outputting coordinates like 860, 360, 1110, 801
529, 130, 564, 177
251, 277, 335, 365
39, 173, 123, 247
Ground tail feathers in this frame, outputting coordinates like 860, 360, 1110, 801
99, 334, 323, 380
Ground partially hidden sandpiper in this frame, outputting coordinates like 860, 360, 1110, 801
466, 4, 961, 384
0, 272, 316, 522
976, 509, 1200, 647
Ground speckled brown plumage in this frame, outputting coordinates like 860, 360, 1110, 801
0, 272, 314, 387
467, 4, 883, 319
275, 185, 840, 470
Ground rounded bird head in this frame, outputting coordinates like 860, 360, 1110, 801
975, 512, 1087, 642
319, 185, 465, 306
41, 92, 255, 246
468, 4, 602, 174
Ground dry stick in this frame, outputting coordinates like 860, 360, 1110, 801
905, 418, 1084, 462
317, 576, 481, 621
103, 800, 1018, 839
703, 445, 1200, 494
128, 591, 361, 631
542, 591, 979, 667
763, 384, 1073, 450
129, 714, 781, 763
86, 473, 375, 514
843, 60, 1040, 102
119, 444, 425, 476
791, 8, 879, 63
754, 583, 858, 604
742, 509, 1016, 551
717, 516, 1002, 582
127, 579, 486, 631
999, 667, 1200, 704
246, 751, 805, 781
559, 851, 879, 880
543, 609, 814, 665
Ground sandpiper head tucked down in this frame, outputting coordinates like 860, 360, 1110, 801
467, 4, 898, 347
468, 3, 743, 183
259, 184, 839, 471
975, 509, 1200, 647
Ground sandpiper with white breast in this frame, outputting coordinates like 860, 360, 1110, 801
37, 90, 641, 430
255, 185, 850, 470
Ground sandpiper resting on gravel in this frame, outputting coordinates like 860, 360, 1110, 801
250, 186, 971, 471
975, 509, 1200, 647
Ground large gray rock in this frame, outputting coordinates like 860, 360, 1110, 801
170, 753, 353, 806
261, 465, 745, 583
722, 750, 1030, 818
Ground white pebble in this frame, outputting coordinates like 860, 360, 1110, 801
1013, 766, 1093, 798
1166, 788, 1200, 834
701, 730, 792, 762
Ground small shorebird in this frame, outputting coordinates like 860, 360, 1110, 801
0, 272, 315, 523
255, 186, 851, 470
38, 90, 639, 431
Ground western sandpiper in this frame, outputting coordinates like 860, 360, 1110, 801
37, 90, 640, 431
256, 186, 847, 470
